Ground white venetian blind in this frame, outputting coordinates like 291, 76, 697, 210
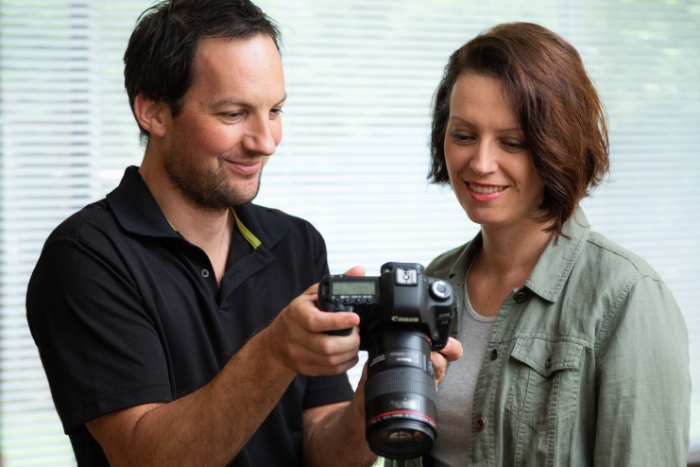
0, 2, 148, 464
1, 0, 698, 465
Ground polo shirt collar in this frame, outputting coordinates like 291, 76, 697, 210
232, 202, 290, 251
106, 166, 291, 250
106, 166, 179, 239
525, 207, 590, 303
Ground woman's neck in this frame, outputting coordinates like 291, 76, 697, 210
478, 220, 554, 279
467, 219, 554, 318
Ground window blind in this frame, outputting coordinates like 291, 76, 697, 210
1, 0, 698, 464
0, 2, 149, 464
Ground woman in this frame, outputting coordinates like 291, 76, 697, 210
422, 23, 689, 467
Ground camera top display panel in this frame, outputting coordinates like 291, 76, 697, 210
331, 280, 376, 296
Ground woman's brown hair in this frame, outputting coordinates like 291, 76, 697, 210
429, 22, 609, 237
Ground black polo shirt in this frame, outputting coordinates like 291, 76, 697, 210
26, 166, 353, 467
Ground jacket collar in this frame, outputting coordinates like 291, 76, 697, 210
105, 166, 290, 249
432, 208, 590, 304
525, 207, 590, 303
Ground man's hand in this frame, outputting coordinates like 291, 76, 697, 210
86, 267, 370, 467
264, 266, 366, 377
297, 266, 377, 467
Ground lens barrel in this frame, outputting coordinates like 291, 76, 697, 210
364, 330, 437, 459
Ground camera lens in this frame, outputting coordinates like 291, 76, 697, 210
364, 329, 437, 459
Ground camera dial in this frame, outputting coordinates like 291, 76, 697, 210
429, 280, 451, 301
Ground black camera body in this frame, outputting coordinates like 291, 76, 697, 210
318, 262, 455, 349
318, 262, 457, 459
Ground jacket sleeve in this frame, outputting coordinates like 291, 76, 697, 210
594, 275, 690, 467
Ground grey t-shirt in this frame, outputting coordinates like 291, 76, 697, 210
431, 280, 496, 467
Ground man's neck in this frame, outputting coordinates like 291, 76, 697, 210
139, 155, 234, 285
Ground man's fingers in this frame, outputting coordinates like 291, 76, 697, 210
342, 265, 365, 277
308, 309, 360, 333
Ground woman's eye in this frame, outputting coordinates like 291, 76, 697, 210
452, 131, 473, 143
502, 139, 525, 150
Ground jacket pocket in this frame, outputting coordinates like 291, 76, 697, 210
505, 337, 584, 431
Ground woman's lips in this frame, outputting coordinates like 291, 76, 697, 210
466, 182, 507, 202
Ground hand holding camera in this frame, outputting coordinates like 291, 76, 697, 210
318, 262, 457, 460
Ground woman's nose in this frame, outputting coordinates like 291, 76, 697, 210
469, 140, 497, 175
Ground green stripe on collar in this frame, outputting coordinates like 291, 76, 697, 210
231, 207, 262, 249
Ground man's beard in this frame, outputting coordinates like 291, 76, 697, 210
163, 150, 263, 212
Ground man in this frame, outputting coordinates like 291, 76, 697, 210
26, 1, 460, 466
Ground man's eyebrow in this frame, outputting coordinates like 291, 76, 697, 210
211, 94, 287, 109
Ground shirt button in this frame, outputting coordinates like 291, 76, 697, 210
201, 269, 210, 278
545, 357, 552, 368
490, 349, 499, 361
514, 290, 528, 303
476, 417, 486, 431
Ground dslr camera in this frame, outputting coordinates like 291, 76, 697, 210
318, 262, 456, 459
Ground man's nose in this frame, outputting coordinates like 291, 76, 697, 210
242, 115, 278, 156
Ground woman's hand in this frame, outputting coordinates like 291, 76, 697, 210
431, 337, 463, 390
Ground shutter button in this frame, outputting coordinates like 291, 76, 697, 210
514, 291, 528, 303
476, 417, 486, 431
491, 349, 499, 361
201, 269, 210, 278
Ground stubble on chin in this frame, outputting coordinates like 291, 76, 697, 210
163, 151, 263, 212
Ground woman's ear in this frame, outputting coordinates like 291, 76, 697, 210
133, 93, 170, 138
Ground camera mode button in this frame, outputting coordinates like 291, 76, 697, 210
429, 280, 451, 300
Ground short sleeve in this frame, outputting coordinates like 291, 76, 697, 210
26, 238, 172, 433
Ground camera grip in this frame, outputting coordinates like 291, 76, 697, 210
322, 303, 354, 336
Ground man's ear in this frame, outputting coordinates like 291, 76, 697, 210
133, 93, 170, 138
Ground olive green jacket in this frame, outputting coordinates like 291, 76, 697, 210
387, 209, 690, 467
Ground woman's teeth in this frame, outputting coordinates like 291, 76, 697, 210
469, 183, 505, 194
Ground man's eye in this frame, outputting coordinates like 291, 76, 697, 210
270, 108, 283, 116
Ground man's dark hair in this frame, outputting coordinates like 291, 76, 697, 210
429, 22, 609, 238
124, 0, 280, 139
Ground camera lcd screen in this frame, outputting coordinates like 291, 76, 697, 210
332, 281, 376, 295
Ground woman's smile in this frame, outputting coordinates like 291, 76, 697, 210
444, 73, 545, 230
